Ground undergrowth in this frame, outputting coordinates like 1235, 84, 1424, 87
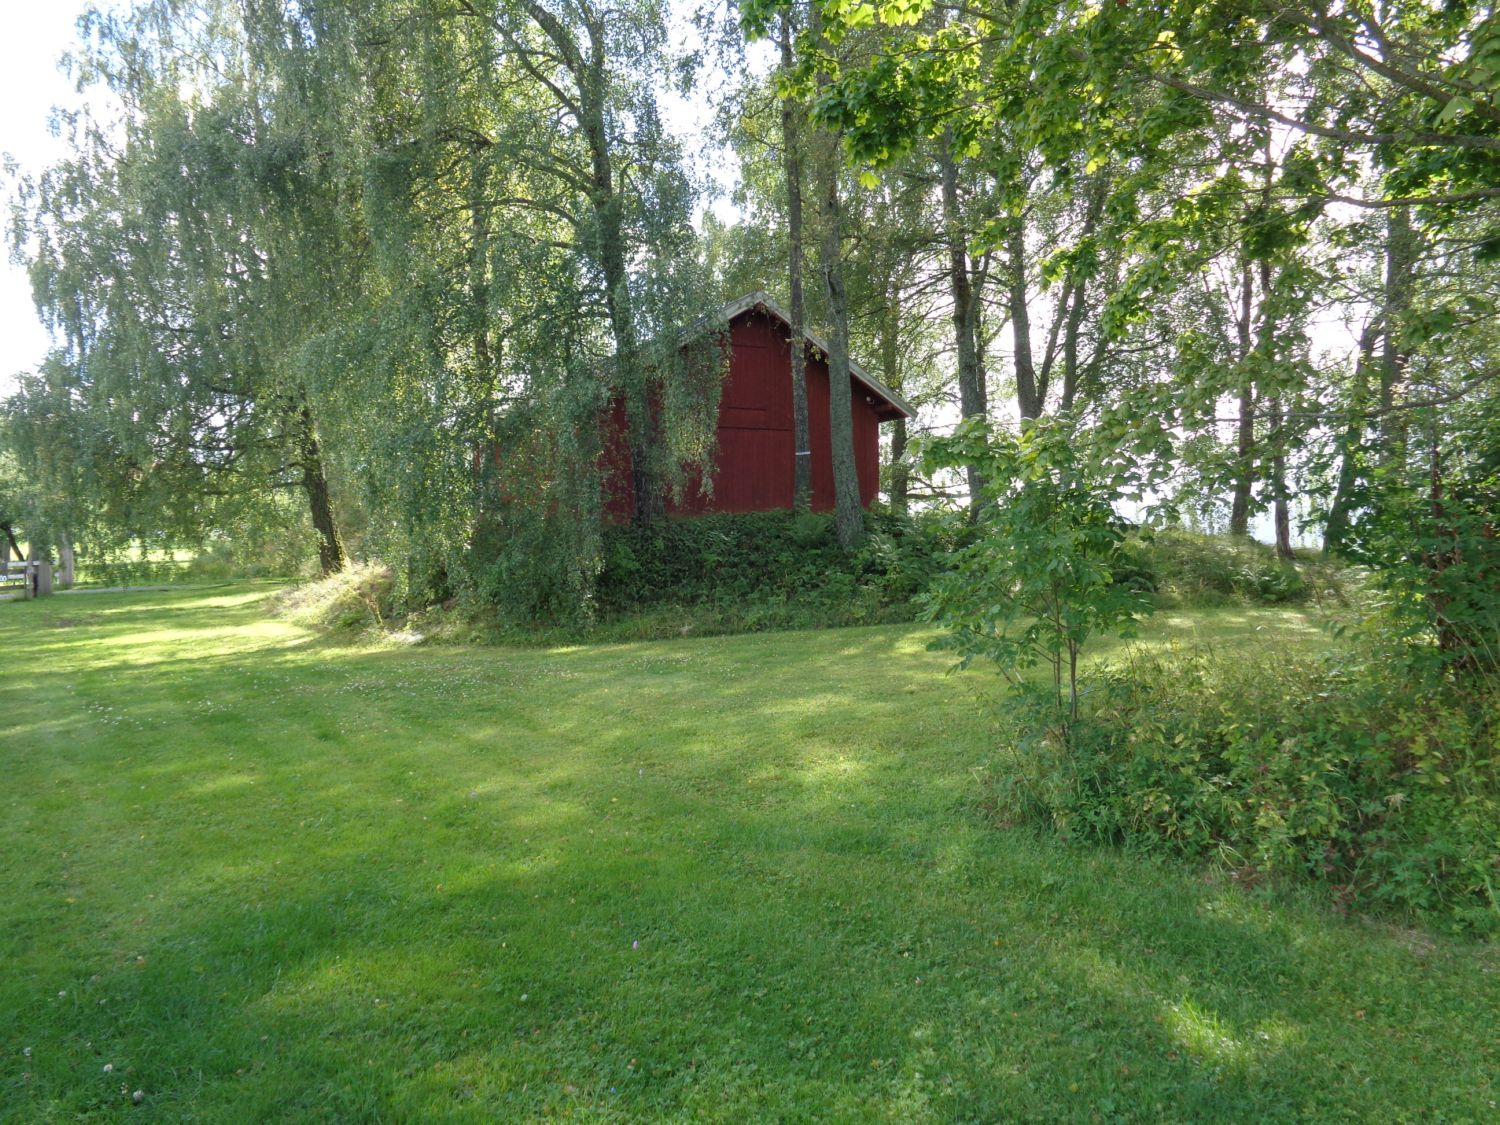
1119, 528, 1352, 608
445, 507, 959, 642
591, 506, 956, 626
266, 562, 395, 634
985, 645, 1500, 932
273, 520, 1356, 646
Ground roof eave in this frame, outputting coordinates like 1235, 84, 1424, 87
717, 291, 918, 420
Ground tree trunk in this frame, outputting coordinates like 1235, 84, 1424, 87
1323, 321, 1378, 557
1007, 219, 1043, 420
938, 136, 986, 507
56, 533, 75, 589
974, 285, 992, 419
594, 180, 654, 524
1379, 205, 1417, 462
816, 143, 863, 549
26, 545, 52, 598
470, 149, 495, 407
297, 405, 346, 575
780, 17, 813, 511
1254, 255, 1295, 560
575, 45, 656, 524
506, 1, 655, 521
1268, 395, 1295, 558
1228, 264, 1256, 537
1422, 436, 1475, 671
1058, 179, 1105, 413
889, 415, 909, 514
880, 285, 908, 512
1058, 278, 1089, 413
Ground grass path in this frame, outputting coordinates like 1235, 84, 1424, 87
1, 586, 1495, 1122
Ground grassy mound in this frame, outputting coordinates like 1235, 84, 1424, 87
266, 561, 396, 634
1121, 528, 1353, 607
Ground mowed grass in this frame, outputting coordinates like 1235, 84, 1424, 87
2, 587, 1496, 1123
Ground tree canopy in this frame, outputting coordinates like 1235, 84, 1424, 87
2, 0, 1494, 657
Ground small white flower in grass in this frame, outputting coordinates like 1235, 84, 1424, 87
632, 940, 640, 950
520, 993, 528, 1002
132, 1090, 144, 1104
103, 1063, 113, 1073
22, 1048, 30, 1058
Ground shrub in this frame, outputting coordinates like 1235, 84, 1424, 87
267, 562, 397, 634
921, 416, 1154, 719
590, 507, 955, 634
1120, 528, 1351, 607
989, 647, 1500, 931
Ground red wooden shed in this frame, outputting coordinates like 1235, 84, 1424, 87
603, 292, 914, 520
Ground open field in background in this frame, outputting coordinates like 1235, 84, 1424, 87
2, 586, 1496, 1122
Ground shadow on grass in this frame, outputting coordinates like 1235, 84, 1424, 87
3, 586, 1495, 1121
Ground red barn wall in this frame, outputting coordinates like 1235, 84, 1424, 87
602, 309, 888, 520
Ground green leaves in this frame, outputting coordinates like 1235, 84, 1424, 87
921, 418, 1153, 719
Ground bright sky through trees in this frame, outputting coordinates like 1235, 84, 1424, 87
0, 2, 105, 398
0, 2, 758, 401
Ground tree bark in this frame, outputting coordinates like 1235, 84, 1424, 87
938, 136, 986, 506
297, 405, 346, 575
1007, 219, 1043, 420
780, 17, 813, 511
56, 532, 75, 589
499, 0, 656, 520
1268, 395, 1295, 558
1323, 321, 1378, 557
470, 149, 495, 406
879, 281, 908, 512
1254, 256, 1295, 560
1058, 278, 1089, 413
1058, 179, 1106, 413
533, 1, 656, 524
889, 415, 909, 514
1228, 264, 1257, 537
816, 143, 864, 548
585, 109, 655, 523
1379, 205, 1418, 463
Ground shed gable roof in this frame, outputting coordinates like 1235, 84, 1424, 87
714, 291, 916, 420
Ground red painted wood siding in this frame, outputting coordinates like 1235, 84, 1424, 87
603, 309, 889, 519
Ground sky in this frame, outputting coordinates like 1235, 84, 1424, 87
0, 2, 103, 399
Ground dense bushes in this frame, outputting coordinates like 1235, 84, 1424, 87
989, 648, 1500, 931
263, 508, 958, 643
592, 507, 959, 633
1118, 528, 1349, 606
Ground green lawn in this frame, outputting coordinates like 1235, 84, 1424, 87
2, 586, 1496, 1122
